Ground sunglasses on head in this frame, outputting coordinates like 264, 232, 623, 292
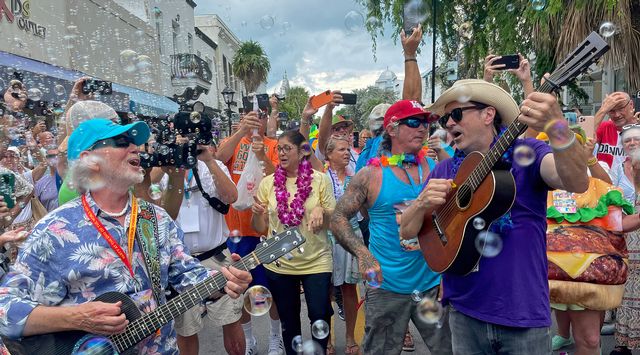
397, 117, 430, 129
439, 103, 488, 127
90, 134, 135, 150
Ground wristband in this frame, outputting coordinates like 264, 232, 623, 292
587, 157, 598, 167
404, 58, 417, 63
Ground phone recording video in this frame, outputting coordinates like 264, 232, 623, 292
493, 55, 520, 70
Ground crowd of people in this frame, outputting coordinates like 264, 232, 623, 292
0, 21, 638, 355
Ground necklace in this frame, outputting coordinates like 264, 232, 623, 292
366, 149, 426, 168
101, 197, 131, 218
274, 159, 313, 227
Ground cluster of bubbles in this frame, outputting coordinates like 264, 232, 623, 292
119, 50, 154, 84
243, 285, 273, 316
471, 217, 503, 257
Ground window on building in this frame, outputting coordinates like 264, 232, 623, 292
188, 33, 193, 54
172, 20, 180, 54
223, 55, 229, 86
155, 11, 163, 54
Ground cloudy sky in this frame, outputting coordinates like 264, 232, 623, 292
195, 0, 434, 96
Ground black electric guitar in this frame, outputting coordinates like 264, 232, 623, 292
3, 228, 305, 355
418, 32, 610, 275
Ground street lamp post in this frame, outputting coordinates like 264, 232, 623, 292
221, 86, 235, 136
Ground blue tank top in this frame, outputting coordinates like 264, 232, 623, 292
367, 165, 440, 294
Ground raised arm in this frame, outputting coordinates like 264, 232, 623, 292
520, 92, 589, 193
317, 91, 343, 156
401, 24, 423, 101
216, 112, 262, 164
595, 92, 631, 130
266, 94, 279, 138
330, 167, 380, 282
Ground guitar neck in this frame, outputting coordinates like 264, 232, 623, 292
110, 254, 259, 352
466, 80, 557, 191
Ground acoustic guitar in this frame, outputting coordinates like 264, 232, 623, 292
418, 32, 610, 275
2, 228, 305, 355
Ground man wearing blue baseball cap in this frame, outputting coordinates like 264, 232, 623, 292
0, 119, 252, 354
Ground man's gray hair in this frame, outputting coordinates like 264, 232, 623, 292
67, 153, 105, 193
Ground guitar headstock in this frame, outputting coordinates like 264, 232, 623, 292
544, 32, 609, 93
253, 228, 305, 265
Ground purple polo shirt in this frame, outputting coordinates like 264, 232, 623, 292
427, 138, 552, 327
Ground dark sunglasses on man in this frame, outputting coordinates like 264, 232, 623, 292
397, 117, 430, 129
90, 134, 136, 151
439, 103, 488, 127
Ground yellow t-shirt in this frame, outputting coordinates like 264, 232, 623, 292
256, 170, 336, 275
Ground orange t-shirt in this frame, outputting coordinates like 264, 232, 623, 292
224, 136, 279, 237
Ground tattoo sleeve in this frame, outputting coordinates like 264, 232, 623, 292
330, 168, 371, 257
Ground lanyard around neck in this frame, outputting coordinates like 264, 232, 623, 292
82, 195, 138, 278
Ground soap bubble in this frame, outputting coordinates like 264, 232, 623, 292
311, 320, 329, 339
365, 268, 380, 288
228, 229, 242, 243
260, 15, 275, 30
67, 100, 118, 129
27, 88, 43, 101
190, 111, 201, 123
416, 297, 444, 324
475, 231, 503, 258
514, 145, 536, 167
344, 10, 365, 33
243, 285, 273, 316
599, 22, 617, 38
119, 49, 138, 73
472, 217, 485, 230
292, 335, 303, 352
506, 3, 515, 12
54, 84, 66, 96
411, 290, 423, 302
282, 21, 292, 32
531, 0, 546, 11
148, 184, 162, 200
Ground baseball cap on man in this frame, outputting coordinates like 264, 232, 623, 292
67, 118, 150, 161
383, 100, 437, 129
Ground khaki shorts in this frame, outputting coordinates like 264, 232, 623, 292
174, 249, 243, 337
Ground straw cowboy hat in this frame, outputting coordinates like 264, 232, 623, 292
428, 79, 520, 126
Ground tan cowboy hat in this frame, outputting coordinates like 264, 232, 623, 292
427, 79, 520, 126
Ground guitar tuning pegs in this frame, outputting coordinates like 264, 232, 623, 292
297, 246, 305, 254
274, 260, 281, 267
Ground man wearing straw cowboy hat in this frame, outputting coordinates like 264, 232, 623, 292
400, 79, 589, 354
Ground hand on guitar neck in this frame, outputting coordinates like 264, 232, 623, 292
400, 179, 454, 241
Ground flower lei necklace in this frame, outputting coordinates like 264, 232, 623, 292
274, 159, 313, 227
366, 149, 426, 167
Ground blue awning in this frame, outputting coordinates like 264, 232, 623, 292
0, 51, 178, 116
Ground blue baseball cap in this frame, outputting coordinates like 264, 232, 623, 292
67, 118, 150, 161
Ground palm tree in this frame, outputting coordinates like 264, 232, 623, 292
232, 40, 271, 93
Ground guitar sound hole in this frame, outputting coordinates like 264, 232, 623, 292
456, 184, 473, 209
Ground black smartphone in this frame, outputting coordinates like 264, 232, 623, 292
493, 55, 520, 70
0, 173, 16, 209
341, 93, 357, 105
82, 79, 113, 95
353, 131, 360, 148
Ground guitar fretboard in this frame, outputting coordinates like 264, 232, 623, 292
109, 254, 258, 352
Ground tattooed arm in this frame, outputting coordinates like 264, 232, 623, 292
330, 167, 382, 283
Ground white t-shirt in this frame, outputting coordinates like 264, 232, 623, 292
161, 160, 231, 253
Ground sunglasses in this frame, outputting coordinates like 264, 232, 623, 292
397, 117, 430, 129
90, 134, 135, 150
439, 104, 488, 127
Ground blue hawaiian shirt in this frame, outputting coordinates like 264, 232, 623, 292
0, 193, 212, 355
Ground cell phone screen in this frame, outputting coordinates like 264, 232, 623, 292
493, 55, 520, 70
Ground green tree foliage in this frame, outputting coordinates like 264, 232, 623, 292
232, 41, 271, 93
279, 86, 310, 120
336, 86, 397, 130
358, 0, 639, 92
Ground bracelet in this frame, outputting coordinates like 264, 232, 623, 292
587, 157, 598, 167
405, 58, 417, 63
550, 132, 576, 152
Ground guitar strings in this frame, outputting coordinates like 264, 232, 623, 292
110, 231, 299, 351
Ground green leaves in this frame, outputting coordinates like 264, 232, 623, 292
232, 40, 271, 93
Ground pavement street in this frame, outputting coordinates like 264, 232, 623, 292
199, 294, 640, 355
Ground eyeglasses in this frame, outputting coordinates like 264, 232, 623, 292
90, 134, 135, 150
439, 104, 488, 127
609, 99, 631, 114
397, 117, 430, 129
276, 145, 294, 154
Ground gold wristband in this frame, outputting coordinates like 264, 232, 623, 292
587, 157, 598, 167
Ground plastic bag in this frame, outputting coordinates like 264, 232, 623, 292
233, 148, 263, 210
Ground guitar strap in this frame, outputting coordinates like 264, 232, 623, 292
135, 199, 165, 304
192, 164, 230, 215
